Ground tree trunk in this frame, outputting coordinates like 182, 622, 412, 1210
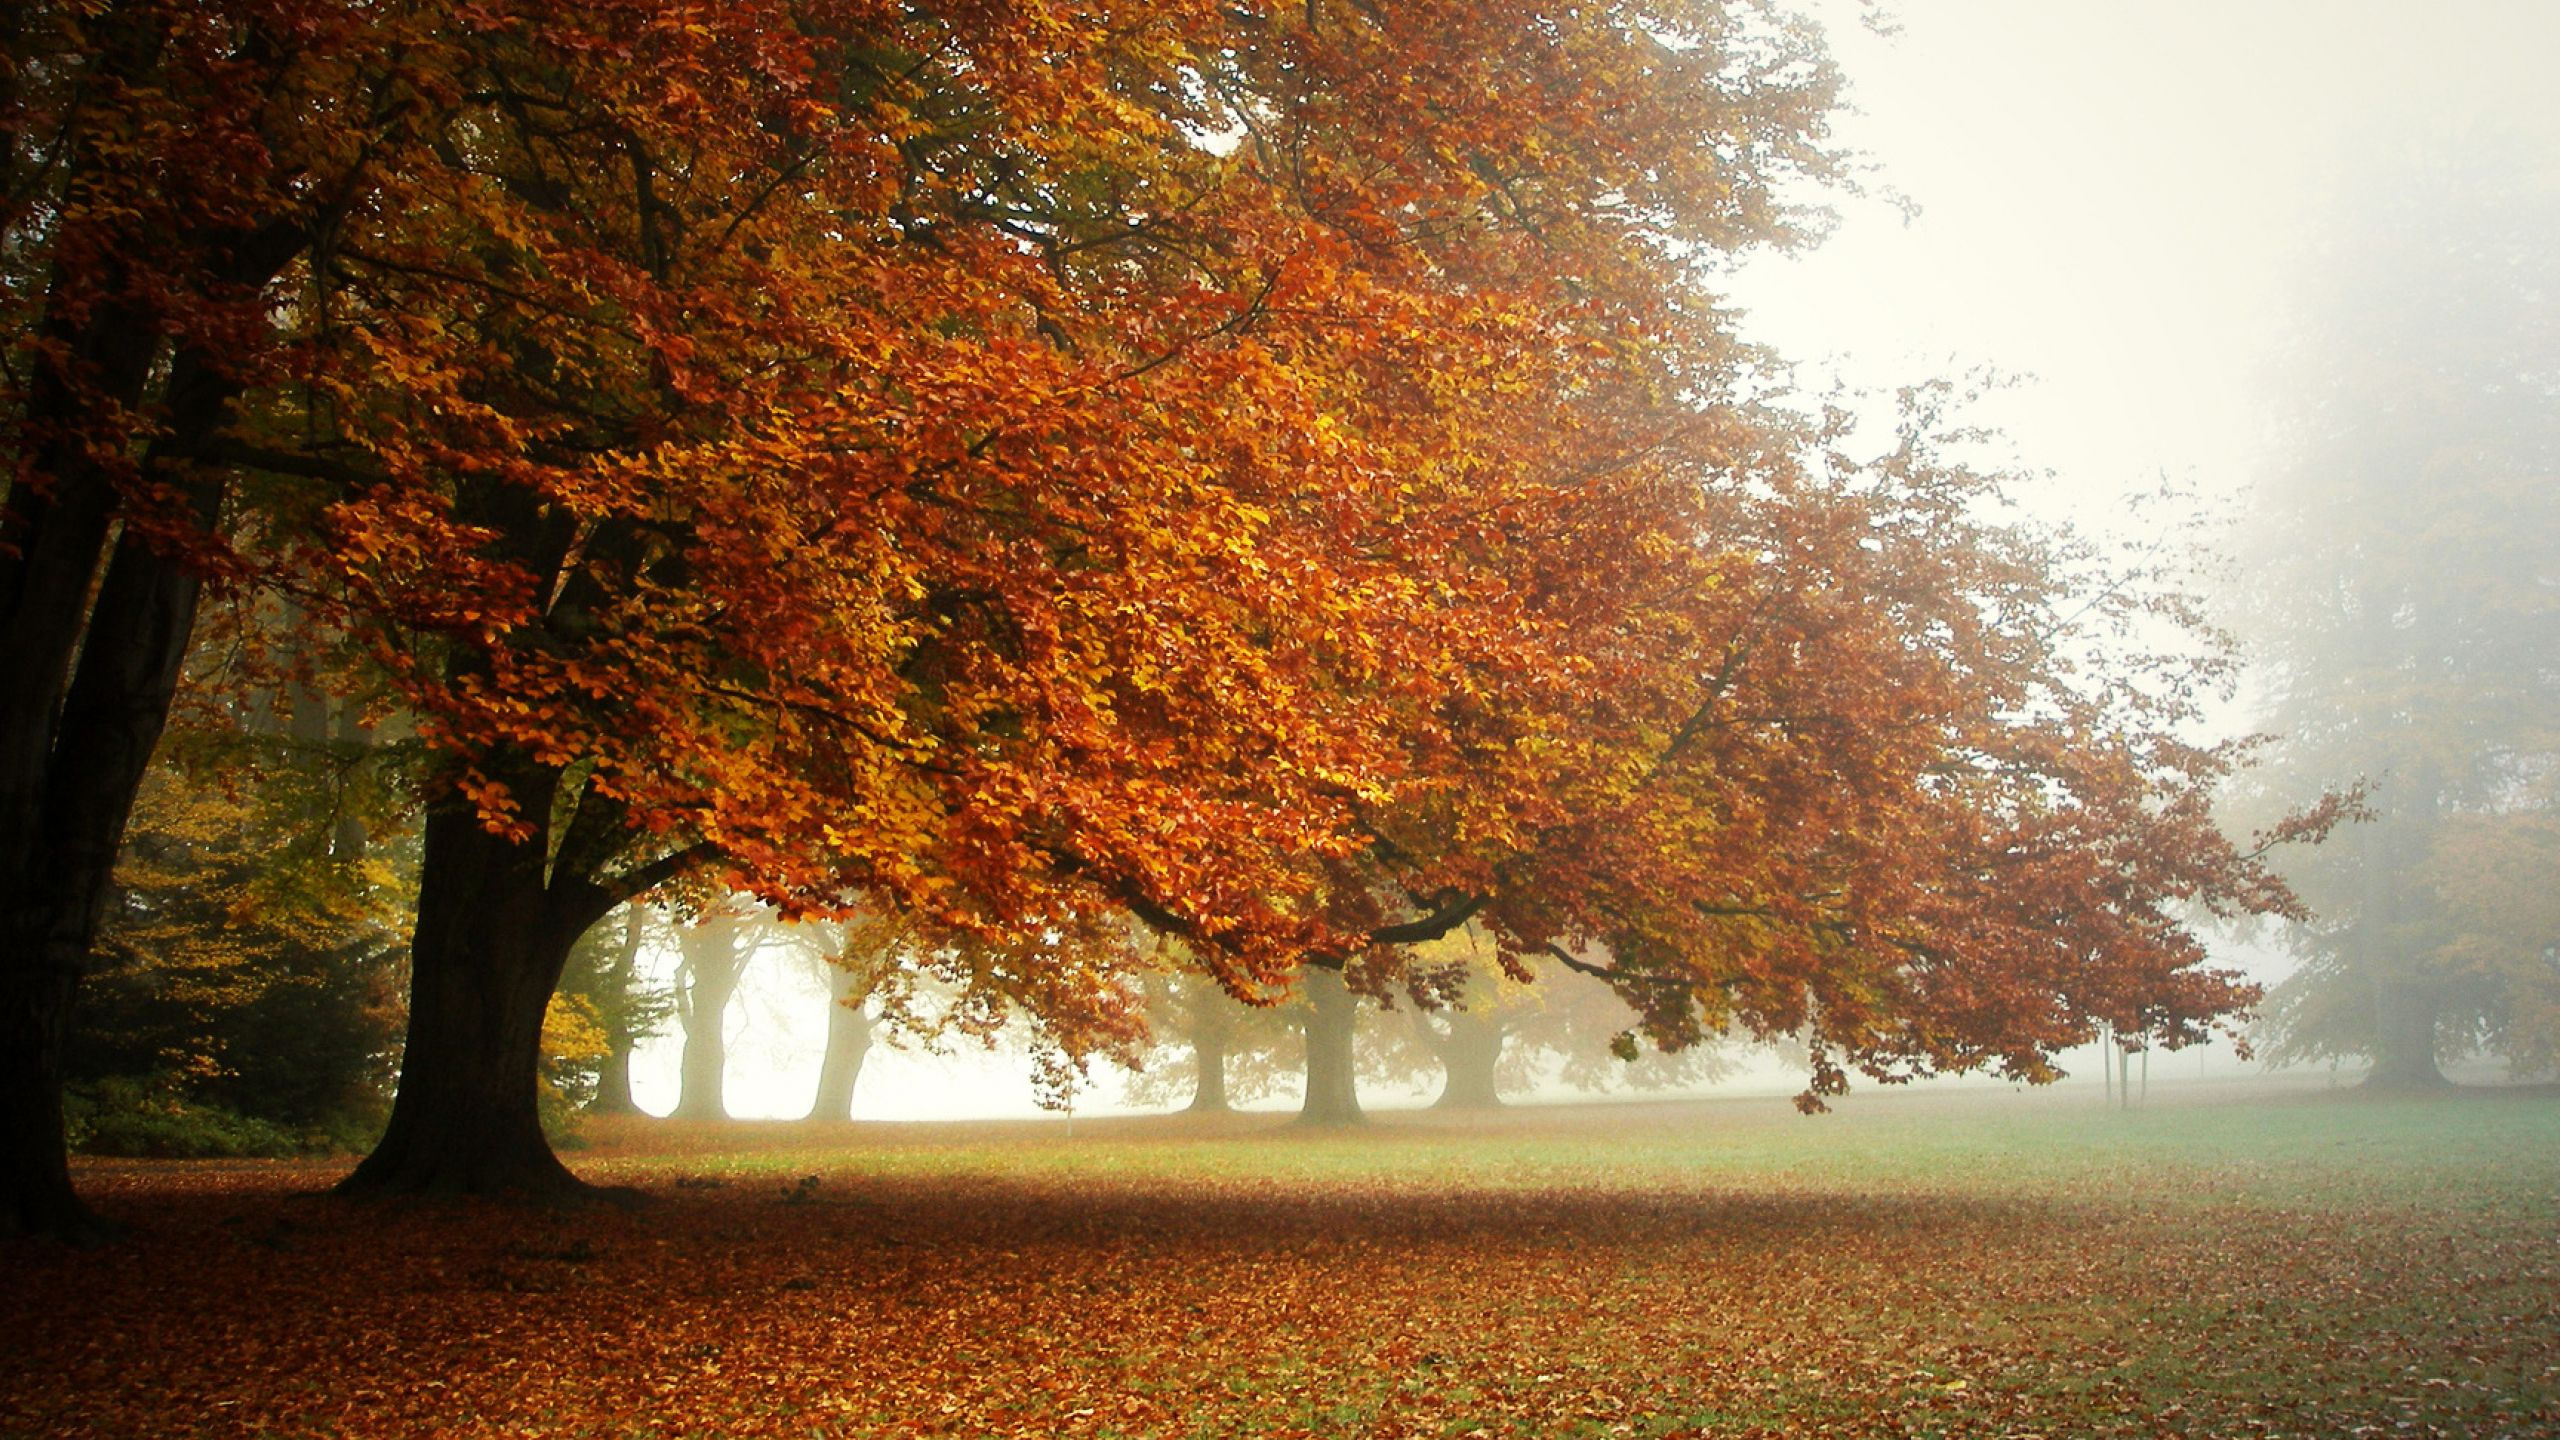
1431, 1009, 1507, 1109
0, 238, 164, 1240
1295, 964, 1363, 1126
592, 1045, 640, 1117
2365, 978, 2452, 1089
576, 904, 651, 1117
339, 798, 611, 1199
0, 354, 234, 1240
806, 964, 874, 1123
1189, 1026, 1232, 1112
671, 916, 750, 1121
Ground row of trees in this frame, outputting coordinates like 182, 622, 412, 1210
75, 832, 1736, 1141
8, 0, 2338, 1241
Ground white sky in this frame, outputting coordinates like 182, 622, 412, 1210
630, 2, 2560, 1123
1728, 0, 2560, 535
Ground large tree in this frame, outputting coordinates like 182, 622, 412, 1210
2239, 133, 2560, 1087
293, 0, 1846, 1194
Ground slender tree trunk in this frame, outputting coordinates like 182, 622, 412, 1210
340, 797, 612, 1199
672, 918, 748, 1122
1431, 1009, 1506, 1109
582, 906, 649, 1117
592, 1046, 640, 1116
1295, 963, 1363, 1126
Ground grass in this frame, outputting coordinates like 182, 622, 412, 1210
7, 1080, 2556, 1438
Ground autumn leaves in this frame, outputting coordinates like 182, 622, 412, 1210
2, 1, 2324, 1226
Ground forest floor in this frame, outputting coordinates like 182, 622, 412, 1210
7, 1082, 2557, 1438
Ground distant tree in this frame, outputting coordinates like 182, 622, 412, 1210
558, 906, 669, 1117
1122, 966, 1301, 1114
1370, 927, 1746, 1109
2238, 131, 2560, 1086
804, 959, 877, 1126
2420, 811, 2560, 1077
668, 906, 773, 1122
804, 919, 900, 1125
1145, 972, 1241, 1113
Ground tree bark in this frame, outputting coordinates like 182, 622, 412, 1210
1430, 1009, 1507, 1109
0, 337, 244, 1239
806, 961, 874, 1123
339, 792, 615, 1199
1295, 963, 1364, 1126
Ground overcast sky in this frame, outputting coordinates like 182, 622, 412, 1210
1728, 0, 2560, 535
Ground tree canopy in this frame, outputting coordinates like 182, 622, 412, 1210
3, 0, 2336, 1230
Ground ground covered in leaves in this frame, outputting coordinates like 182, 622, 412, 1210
7, 1084, 2557, 1438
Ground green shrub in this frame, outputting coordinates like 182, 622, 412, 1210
66, 1076, 317, 1159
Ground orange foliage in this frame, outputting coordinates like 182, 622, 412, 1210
10, 0, 2330, 1198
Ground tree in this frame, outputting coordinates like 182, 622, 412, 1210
72, 706, 409, 1151
287, 0, 1845, 1193
666, 906, 770, 1123
0, 0, 430, 1238
2238, 131, 2560, 1087
1199, 374, 2338, 1122
558, 905, 669, 1118
1122, 967, 1301, 1114
1370, 928, 1747, 1110
804, 942, 883, 1126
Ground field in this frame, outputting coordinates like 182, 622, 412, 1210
7, 1084, 2557, 1439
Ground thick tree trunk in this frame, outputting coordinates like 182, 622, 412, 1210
0, 264, 165, 1241
806, 971, 874, 1124
1189, 1027, 1232, 1112
1295, 964, 1363, 1126
0, 345, 236, 1239
2365, 978, 2452, 1089
340, 801, 610, 1199
671, 918, 749, 1121
1431, 1010, 1507, 1109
